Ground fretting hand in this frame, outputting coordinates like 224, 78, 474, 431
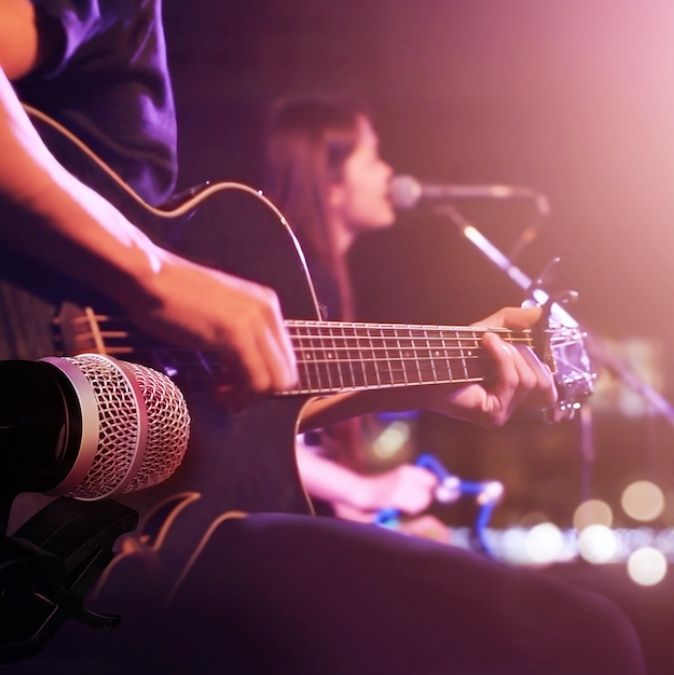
420, 306, 557, 426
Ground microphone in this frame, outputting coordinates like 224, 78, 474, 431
388, 174, 550, 215
0, 354, 190, 501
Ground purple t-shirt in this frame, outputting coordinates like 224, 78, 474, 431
15, 0, 177, 206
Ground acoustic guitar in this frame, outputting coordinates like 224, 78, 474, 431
0, 108, 595, 579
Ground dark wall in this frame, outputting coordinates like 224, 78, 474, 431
164, 0, 674, 341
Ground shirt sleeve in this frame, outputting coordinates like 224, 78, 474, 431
20, 0, 177, 204
30, 0, 102, 77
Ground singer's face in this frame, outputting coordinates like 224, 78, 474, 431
332, 116, 395, 234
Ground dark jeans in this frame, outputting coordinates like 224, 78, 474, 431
5, 513, 646, 675
156, 514, 645, 675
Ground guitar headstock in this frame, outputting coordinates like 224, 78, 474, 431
530, 294, 596, 421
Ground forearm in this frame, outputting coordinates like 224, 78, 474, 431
0, 67, 162, 307
297, 441, 439, 516
296, 442, 372, 510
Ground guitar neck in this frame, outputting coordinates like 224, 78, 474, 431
57, 308, 535, 397
285, 320, 533, 395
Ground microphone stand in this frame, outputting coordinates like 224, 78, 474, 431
0, 494, 138, 663
434, 202, 674, 423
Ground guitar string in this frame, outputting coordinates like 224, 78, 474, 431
65, 347, 495, 385
62, 341, 521, 372
67, 314, 532, 336
69, 334, 534, 348
158, 359, 493, 384
62, 320, 532, 387
68, 329, 531, 344
72, 352, 495, 368
74, 341, 533, 352
65, 318, 534, 342
70, 353, 528, 371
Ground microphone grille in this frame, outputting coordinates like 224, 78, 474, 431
388, 174, 422, 210
57, 354, 190, 501
121, 360, 190, 495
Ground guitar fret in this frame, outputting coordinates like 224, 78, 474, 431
380, 328, 393, 386
356, 328, 369, 388
440, 331, 451, 382
402, 329, 413, 384
298, 325, 313, 392
467, 330, 483, 380
455, 330, 469, 382
312, 326, 328, 390
408, 328, 421, 385
310, 326, 320, 390
427, 328, 443, 381
424, 328, 438, 383
368, 328, 381, 387
329, 329, 344, 389
322, 328, 335, 390
394, 329, 408, 385
342, 325, 357, 388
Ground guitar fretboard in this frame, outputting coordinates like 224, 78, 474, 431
58, 313, 534, 396
286, 320, 533, 395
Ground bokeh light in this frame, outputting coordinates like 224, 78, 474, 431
499, 528, 530, 565
577, 525, 618, 564
627, 547, 667, 586
518, 512, 549, 528
372, 421, 411, 459
621, 481, 665, 522
525, 523, 564, 565
573, 499, 613, 530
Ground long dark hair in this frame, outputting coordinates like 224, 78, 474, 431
262, 96, 368, 319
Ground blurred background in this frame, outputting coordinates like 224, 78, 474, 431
162, 0, 674, 556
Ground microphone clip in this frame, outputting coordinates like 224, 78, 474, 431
0, 497, 138, 664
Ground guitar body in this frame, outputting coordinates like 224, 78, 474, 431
1, 112, 317, 541
118, 184, 318, 519
119, 188, 318, 550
